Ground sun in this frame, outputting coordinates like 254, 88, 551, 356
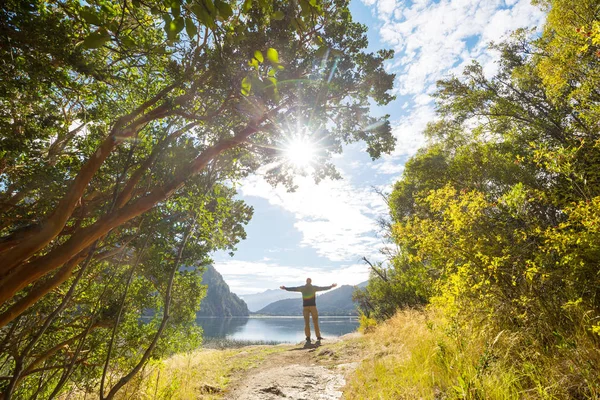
284, 137, 317, 169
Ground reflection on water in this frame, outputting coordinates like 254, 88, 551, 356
196, 316, 359, 343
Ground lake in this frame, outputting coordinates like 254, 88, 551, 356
196, 316, 359, 343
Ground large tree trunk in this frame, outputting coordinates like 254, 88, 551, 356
0, 101, 172, 277
0, 122, 261, 327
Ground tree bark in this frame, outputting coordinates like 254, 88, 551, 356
103, 217, 196, 400
0, 254, 85, 329
0, 120, 261, 322
0, 243, 128, 328
0, 102, 171, 276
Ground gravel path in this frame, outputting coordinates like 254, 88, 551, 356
224, 338, 359, 400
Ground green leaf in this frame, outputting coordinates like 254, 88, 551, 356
203, 0, 216, 16
185, 18, 197, 38
171, 1, 181, 17
191, 4, 215, 28
215, 0, 233, 19
330, 49, 344, 58
241, 76, 251, 96
242, 0, 252, 12
254, 50, 264, 63
165, 16, 185, 40
272, 10, 285, 20
80, 9, 101, 26
250, 76, 265, 94
299, 0, 311, 16
315, 45, 328, 58
121, 36, 136, 47
173, 17, 185, 33
82, 31, 111, 49
266, 48, 279, 64
266, 78, 280, 102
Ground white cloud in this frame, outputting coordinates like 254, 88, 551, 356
372, 104, 435, 175
213, 260, 370, 295
241, 172, 388, 262
372, 160, 405, 175
378, 0, 398, 16
215, 0, 548, 295
368, 0, 545, 97
362, 0, 546, 179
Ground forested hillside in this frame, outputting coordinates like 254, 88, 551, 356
240, 289, 297, 312
197, 266, 249, 317
354, 0, 600, 397
257, 285, 358, 316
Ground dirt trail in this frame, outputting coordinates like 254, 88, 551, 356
224, 335, 361, 400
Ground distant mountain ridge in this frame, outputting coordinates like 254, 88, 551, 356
197, 265, 249, 317
240, 289, 298, 312
255, 285, 359, 316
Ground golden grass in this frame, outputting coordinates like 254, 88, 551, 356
63, 311, 599, 399
341, 309, 600, 400
112, 345, 285, 400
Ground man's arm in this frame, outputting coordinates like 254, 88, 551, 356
315, 283, 337, 292
280, 285, 303, 292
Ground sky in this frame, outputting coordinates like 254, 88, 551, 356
212, 0, 547, 296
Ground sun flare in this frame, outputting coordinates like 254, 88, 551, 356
284, 137, 317, 169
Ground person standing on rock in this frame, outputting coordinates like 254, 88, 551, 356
280, 278, 337, 343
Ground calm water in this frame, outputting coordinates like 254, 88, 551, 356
196, 316, 359, 343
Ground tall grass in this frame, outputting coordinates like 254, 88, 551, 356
202, 337, 284, 349
108, 345, 285, 400
343, 309, 600, 399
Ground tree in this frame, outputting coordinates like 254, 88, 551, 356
0, 0, 394, 324
0, 0, 395, 397
366, 1, 600, 394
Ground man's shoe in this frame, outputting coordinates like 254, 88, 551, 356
316, 336, 323, 341
305, 337, 311, 342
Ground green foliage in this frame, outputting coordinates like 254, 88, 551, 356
357, 313, 376, 333
197, 265, 249, 317
0, 0, 396, 397
345, 309, 600, 399
360, 0, 600, 396
354, 256, 431, 321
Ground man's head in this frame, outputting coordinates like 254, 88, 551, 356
306, 278, 312, 285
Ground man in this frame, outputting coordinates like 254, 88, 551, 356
280, 278, 337, 343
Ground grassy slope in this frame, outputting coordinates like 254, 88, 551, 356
112, 344, 286, 399
109, 309, 599, 399
340, 311, 520, 399
341, 310, 599, 399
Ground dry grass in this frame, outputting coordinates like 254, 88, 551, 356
108, 345, 285, 400
341, 309, 600, 400
62, 311, 599, 399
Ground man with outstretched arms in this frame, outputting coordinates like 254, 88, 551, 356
280, 278, 337, 343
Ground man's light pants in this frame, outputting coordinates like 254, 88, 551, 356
303, 306, 321, 339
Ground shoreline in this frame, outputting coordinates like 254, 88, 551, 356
195, 315, 359, 318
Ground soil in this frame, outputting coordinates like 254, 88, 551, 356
223, 334, 363, 400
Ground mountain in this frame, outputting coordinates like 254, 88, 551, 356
256, 285, 359, 316
197, 265, 249, 317
240, 289, 298, 312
